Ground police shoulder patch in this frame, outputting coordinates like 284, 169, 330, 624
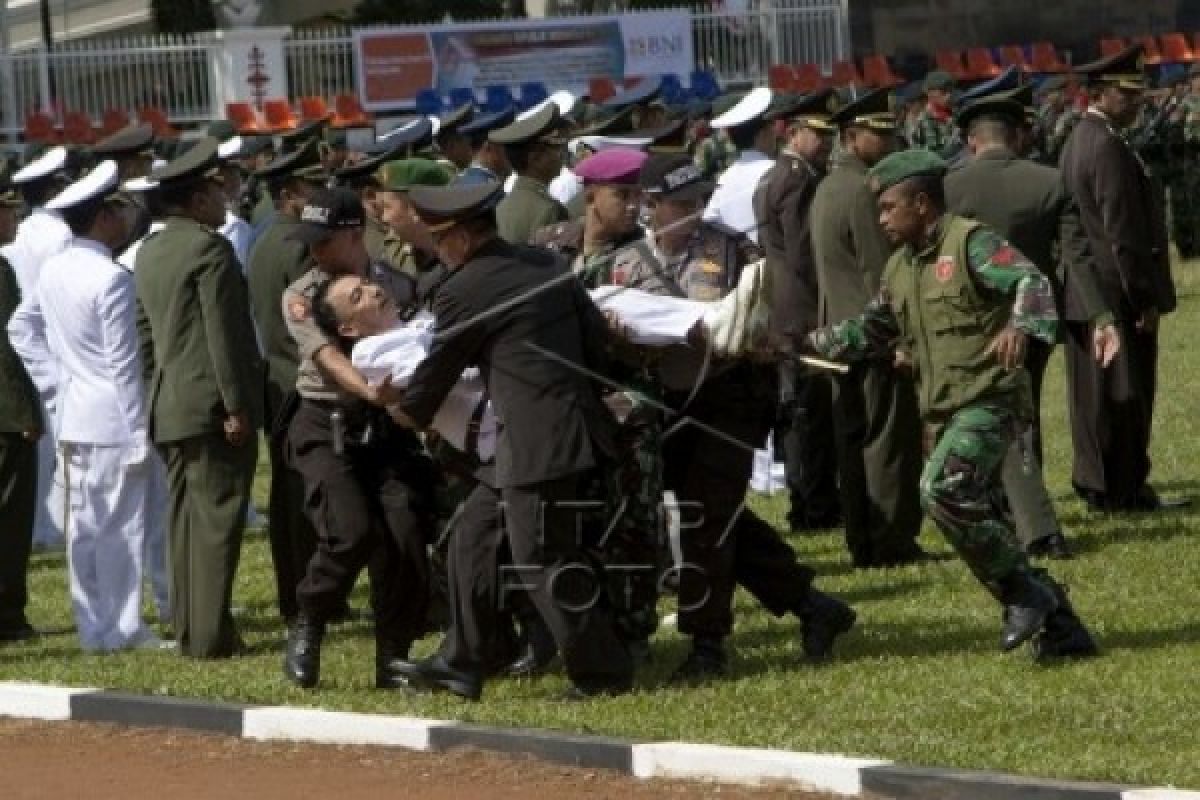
934, 255, 956, 283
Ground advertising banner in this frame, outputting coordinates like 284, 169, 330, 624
354, 11, 694, 111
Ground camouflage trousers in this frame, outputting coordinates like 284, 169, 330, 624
1168, 170, 1200, 259
919, 404, 1034, 587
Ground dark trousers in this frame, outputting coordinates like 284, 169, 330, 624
1024, 338, 1053, 464
442, 474, 633, 689
665, 366, 814, 640
1065, 320, 1158, 501
287, 401, 431, 651
265, 386, 316, 621
0, 433, 36, 630
161, 432, 258, 658
776, 363, 840, 525
831, 363, 924, 567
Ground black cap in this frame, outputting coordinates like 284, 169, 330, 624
239, 135, 275, 159
151, 137, 222, 186
287, 188, 366, 245
375, 117, 435, 155
409, 181, 505, 233
830, 88, 897, 132
91, 123, 156, 159
331, 143, 406, 188
438, 102, 475, 137
207, 120, 238, 142
255, 138, 328, 183
955, 96, 1026, 131
458, 107, 516, 142
640, 117, 689, 152
639, 153, 714, 203
280, 119, 329, 153
1074, 44, 1146, 91
955, 66, 1021, 108
489, 104, 567, 146
600, 77, 663, 111
573, 106, 637, 137
768, 90, 839, 132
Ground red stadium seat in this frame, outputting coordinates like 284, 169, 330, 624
965, 48, 1003, 79
1137, 35, 1164, 65
1100, 38, 1127, 58
935, 50, 971, 81
1161, 33, 1196, 63
1030, 42, 1069, 73
768, 64, 797, 90
263, 98, 299, 132
830, 59, 864, 87
63, 111, 97, 145
138, 107, 179, 139
100, 109, 131, 137
24, 112, 60, 144
862, 54, 902, 88
588, 77, 616, 103
300, 96, 333, 122
332, 94, 373, 129
999, 45, 1031, 72
794, 63, 826, 92
226, 102, 269, 135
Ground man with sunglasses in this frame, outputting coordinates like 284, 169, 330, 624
133, 138, 264, 658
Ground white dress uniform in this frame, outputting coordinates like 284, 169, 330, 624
117, 212, 171, 624
3, 147, 74, 551
701, 87, 777, 245
38, 161, 156, 651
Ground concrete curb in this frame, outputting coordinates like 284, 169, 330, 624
0, 681, 1194, 799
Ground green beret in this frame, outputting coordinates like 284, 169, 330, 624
924, 70, 957, 92
868, 149, 947, 193
378, 158, 452, 192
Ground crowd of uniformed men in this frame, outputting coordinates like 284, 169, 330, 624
0, 40, 1187, 699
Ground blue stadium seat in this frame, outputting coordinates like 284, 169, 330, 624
660, 73, 688, 106
447, 87, 477, 110
484, 85, 516, 113
415, 89, 444, 116
690, 69, 721, 101
519, 82, 548, 111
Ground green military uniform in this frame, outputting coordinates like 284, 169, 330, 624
693, 129, 738, 179
808, 151, 1095, 659
911, 71, 960, 158
0, 251, 42, 638
363, 216, 389, 264
489, 103, 570, 244
134, 139, 265, 658
809, 91, 925, 567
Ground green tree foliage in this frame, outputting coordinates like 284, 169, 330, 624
151, 0, 217, 33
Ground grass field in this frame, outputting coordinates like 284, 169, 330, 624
3, 261, 1199, 789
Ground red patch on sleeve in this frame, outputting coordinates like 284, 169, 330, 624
934, 256, 956, 283
991, 245, 1017, 266
288, 298, 310, 323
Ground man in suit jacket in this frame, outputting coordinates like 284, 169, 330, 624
135, 139, 265, 658
756, 91, 841, 532
947, 95, 1120, 557
1059, 45, 1180, 512
809, 89, 925, 568
38, 161, 160, 651
395, 181, 634, 701
246, 138, 327, 623
0, 168, 43, 643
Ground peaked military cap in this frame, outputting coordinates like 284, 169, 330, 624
711, 87, 773, 130
408, 181, 505, 233
332, 145, 400, 187
641, 117, 689, 151
1075, 43, 1146, 91
830, 87, 897, 132
46, 160, 124, 211
924, 70, 957, 92
378, 158, 453, 192
151, 137, 222, 186
255, 137, 328, 183
488, 103, 567, 146
600, 77, 662, 111
955, 96, 1026, 131
207, 120, 238, 141
1037, 74, 1070, 94
239, 135, 274, 159
458, 107, 517, 141
868, 149, 947, 193
13, 145, 71, 184
91, 123, 156, 159
639, 153, 714, 203
956, 66, 1021, 108
280, 119, 329, 153
438, 102, 476, 136
376, 117, 435, 154
572, 106, 637, 138
769, 89, 839, 132
997, 83, 1035, 111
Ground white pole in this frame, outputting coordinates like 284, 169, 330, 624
0, 1, 19, 144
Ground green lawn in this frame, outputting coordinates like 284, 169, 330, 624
4, 262, 1200, 789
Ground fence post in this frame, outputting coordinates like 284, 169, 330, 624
837, 0, 852, 60
764, 0, 781, 72
36, 47, 53, 120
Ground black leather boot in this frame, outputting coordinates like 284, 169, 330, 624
997, 571, 1058, 651
375, 639, 414, 689
283, 615, 325, 689
798, 588, 856, 661
1032, 582, 1098, 661
667, 636, 728, 685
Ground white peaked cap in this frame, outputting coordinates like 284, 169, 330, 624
46, 160, 119, 211
711, 87, 774, 130
13, 146, 69, 184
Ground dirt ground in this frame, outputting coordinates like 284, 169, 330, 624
0, 718, 846, 799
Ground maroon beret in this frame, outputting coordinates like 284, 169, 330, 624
573, 147, 648, 186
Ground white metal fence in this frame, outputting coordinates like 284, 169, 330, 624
0, 2, 848, 138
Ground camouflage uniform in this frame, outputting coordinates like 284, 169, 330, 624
910, 106, 960, 159
1170, 93, 1200, 258
693, 130, 738, 180
808, 218, 1060, 594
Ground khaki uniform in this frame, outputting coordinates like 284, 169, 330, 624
496, 175, 567, 245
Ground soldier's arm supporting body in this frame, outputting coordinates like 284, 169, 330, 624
807, 290, 903, 364
964, 228, 1058, 344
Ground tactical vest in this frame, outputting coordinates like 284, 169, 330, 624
883, 215, 1029, 423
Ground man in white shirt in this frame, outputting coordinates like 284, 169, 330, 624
702, 87, 779, 245
38, 161, 160, 651
4, 147, 77, 552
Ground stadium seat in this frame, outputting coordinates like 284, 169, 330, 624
24, 112, 60, 144
794, 63, 826, 92
100, 109, 130, 137
689, 70, 721, 101
1099, 38, 1126, 58
588, 77, 616, 103
62, 111, 97, 145
1137, 35, 1164, 65
830, 59, 864, 87
1161, 33, 1196, 63
965, 47, 1003, 79
263, 99, 298, 132
518, 82, 548, 111
484, 86, 515, 113
862, 54, 903, 88
332, 94, 373, 128
999, 45, 1031, 72
300, 96, 332, 122
415, 89, 444, 116
1030, 42, 1069, 73
934, 50, 971, 81
138, 107, 179, 138
226, 102, 269, 135
448, 87, 477, 110
768, 64, 798, 90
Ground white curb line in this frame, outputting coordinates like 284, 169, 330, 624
242, 706, 450, 750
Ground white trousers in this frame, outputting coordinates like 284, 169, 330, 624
32, 406, 65, 549
61, 442, 152, 651
143, 450, 171, 622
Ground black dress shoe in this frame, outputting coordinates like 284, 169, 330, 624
666, 639, 728, 685
1027, 532, 1074, 560
798, 590, 856, 660
0, 622, 39, 644
375, 641, 415, 689
1074, 486, 1111, 513
998, 573, 1058, 652
1031, 580, 1098, 661
283, 616, 325, 689
505, 641, 557, 679
394, 654, 483, 701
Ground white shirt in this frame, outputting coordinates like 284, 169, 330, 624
3, 207, 72, 398
220, 210, 254, 273
702, 149, 775, 244
548, 167, 583, 209
37, 238, 148, 461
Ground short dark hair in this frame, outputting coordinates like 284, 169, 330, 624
505, 143, 532, 173
61, 198, 108, 237
899, 174, 946, 210
967, 114, 1016, 145
21, 176, 67, 209
726, 121, 765, 151
310, 277, 352, 351
159, 177, 212, 214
